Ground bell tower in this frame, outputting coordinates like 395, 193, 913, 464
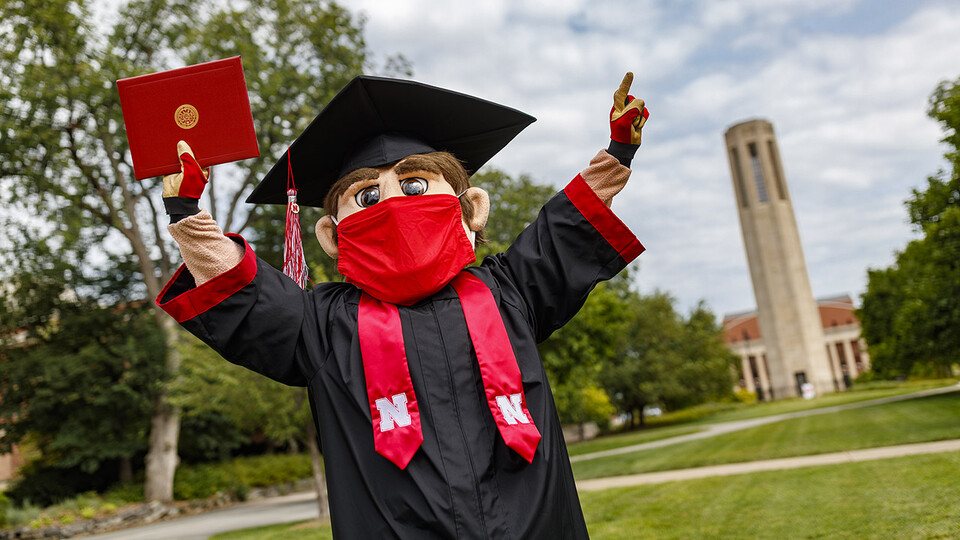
724, 119, 835, 399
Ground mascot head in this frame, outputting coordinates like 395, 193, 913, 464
247, 76, 534, 303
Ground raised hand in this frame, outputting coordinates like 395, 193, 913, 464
610, 72, 649, 146
162, 140, 209, 199
162, 141, 209, 222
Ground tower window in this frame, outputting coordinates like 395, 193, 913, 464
767, 140, 787, 200
730, 148, 748, 208
748, 142, 768, 203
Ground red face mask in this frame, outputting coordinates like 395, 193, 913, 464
336, 194, 477, 305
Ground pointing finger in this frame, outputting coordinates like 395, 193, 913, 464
614, 72, 634, 110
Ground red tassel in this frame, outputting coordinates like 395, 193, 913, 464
283, 150, 308, 289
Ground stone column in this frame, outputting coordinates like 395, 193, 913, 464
758, 354, 774, 401
825, 340, 845, 390
742, 355, 756, 393
843, 340, 858, 377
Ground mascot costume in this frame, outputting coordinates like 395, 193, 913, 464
157, 72, 649, 539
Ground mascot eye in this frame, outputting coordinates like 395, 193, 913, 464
355, 186, 380, 208
400, 178, 427, 196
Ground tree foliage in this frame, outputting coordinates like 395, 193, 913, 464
860, 77, 960, 378
600, 293, 735, 427
0, 303, 164, 467
0, 0, 386, 501
0, 296, 166, 505
471, 168, 558, 258
172, 333, 312, 456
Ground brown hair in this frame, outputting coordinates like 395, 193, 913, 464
323, 151, 486, 244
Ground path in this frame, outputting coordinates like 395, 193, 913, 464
575, 438, 960, 490
569, 383, 960, 463
82, 492, 319, 540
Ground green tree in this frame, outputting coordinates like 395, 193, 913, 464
172, 332, 311, 454
0, 0, 381, 501
599, 292, 734, 427
666, 302, 738, 410
860, 77, 960, 377
471, 169, 558, 258
600, 292, 681, 427
539, 279, 628, 431
0, 222, 165, 504
0, 305, 165, 506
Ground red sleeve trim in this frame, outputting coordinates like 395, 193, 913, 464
155, 234, 258, 323
563, 175, 645, 263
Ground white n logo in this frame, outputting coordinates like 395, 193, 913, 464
376, 393, 412, 432
495, 393, 530, 425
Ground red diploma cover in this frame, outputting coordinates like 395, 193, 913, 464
117, 56, 259, 179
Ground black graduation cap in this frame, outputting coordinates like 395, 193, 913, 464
246, 75, 536, 207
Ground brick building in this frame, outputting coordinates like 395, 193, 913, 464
724, 295, 870, 400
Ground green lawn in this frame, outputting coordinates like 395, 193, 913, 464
566, 424, 703, 456
214, 452, 960, 539
580, 451, 960, 539
644, 379, 957, 428
573, 391, 960, 480
567, 380, 957, 460
212, 520, 331, 539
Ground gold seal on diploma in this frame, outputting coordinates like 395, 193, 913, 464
174, 104, 199, 129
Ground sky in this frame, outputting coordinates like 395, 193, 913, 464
339, 0, 960, 318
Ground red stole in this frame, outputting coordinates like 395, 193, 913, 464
357, 272, 541, 469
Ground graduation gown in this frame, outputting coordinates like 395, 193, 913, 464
157, 174, 643, 539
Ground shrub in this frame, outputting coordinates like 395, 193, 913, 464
5, 463, 114, 507
173, 453, 311, 501
3, 501, 40, 528
103, 482, 144, 504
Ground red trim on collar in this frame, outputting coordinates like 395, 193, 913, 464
156, 234, 258, 323
563, 175, 645, 263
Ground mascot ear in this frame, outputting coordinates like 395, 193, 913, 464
463, 187, 490, 231
316, 215, 339, 259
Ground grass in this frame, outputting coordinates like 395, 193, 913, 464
573, 391, 960, 479
213, 452, 960, 539
211, 519, 332, 539
565, 378, 958, 460
644, 378, 957, 428
566, 424, 703, 456
580, 451, 960, 539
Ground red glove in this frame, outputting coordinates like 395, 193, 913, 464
162, 140, 209, 199
610, 72, 649, 146
162, 141, 209, 222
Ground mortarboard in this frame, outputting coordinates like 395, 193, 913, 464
246, 75, 536, 207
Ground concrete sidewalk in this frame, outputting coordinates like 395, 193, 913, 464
83, 492, 320, 540
570, 383, 960, 463
576, 438, 960, 491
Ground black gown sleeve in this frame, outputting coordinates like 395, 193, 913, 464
482, 173, 644, 343
156, 234, 316, 387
